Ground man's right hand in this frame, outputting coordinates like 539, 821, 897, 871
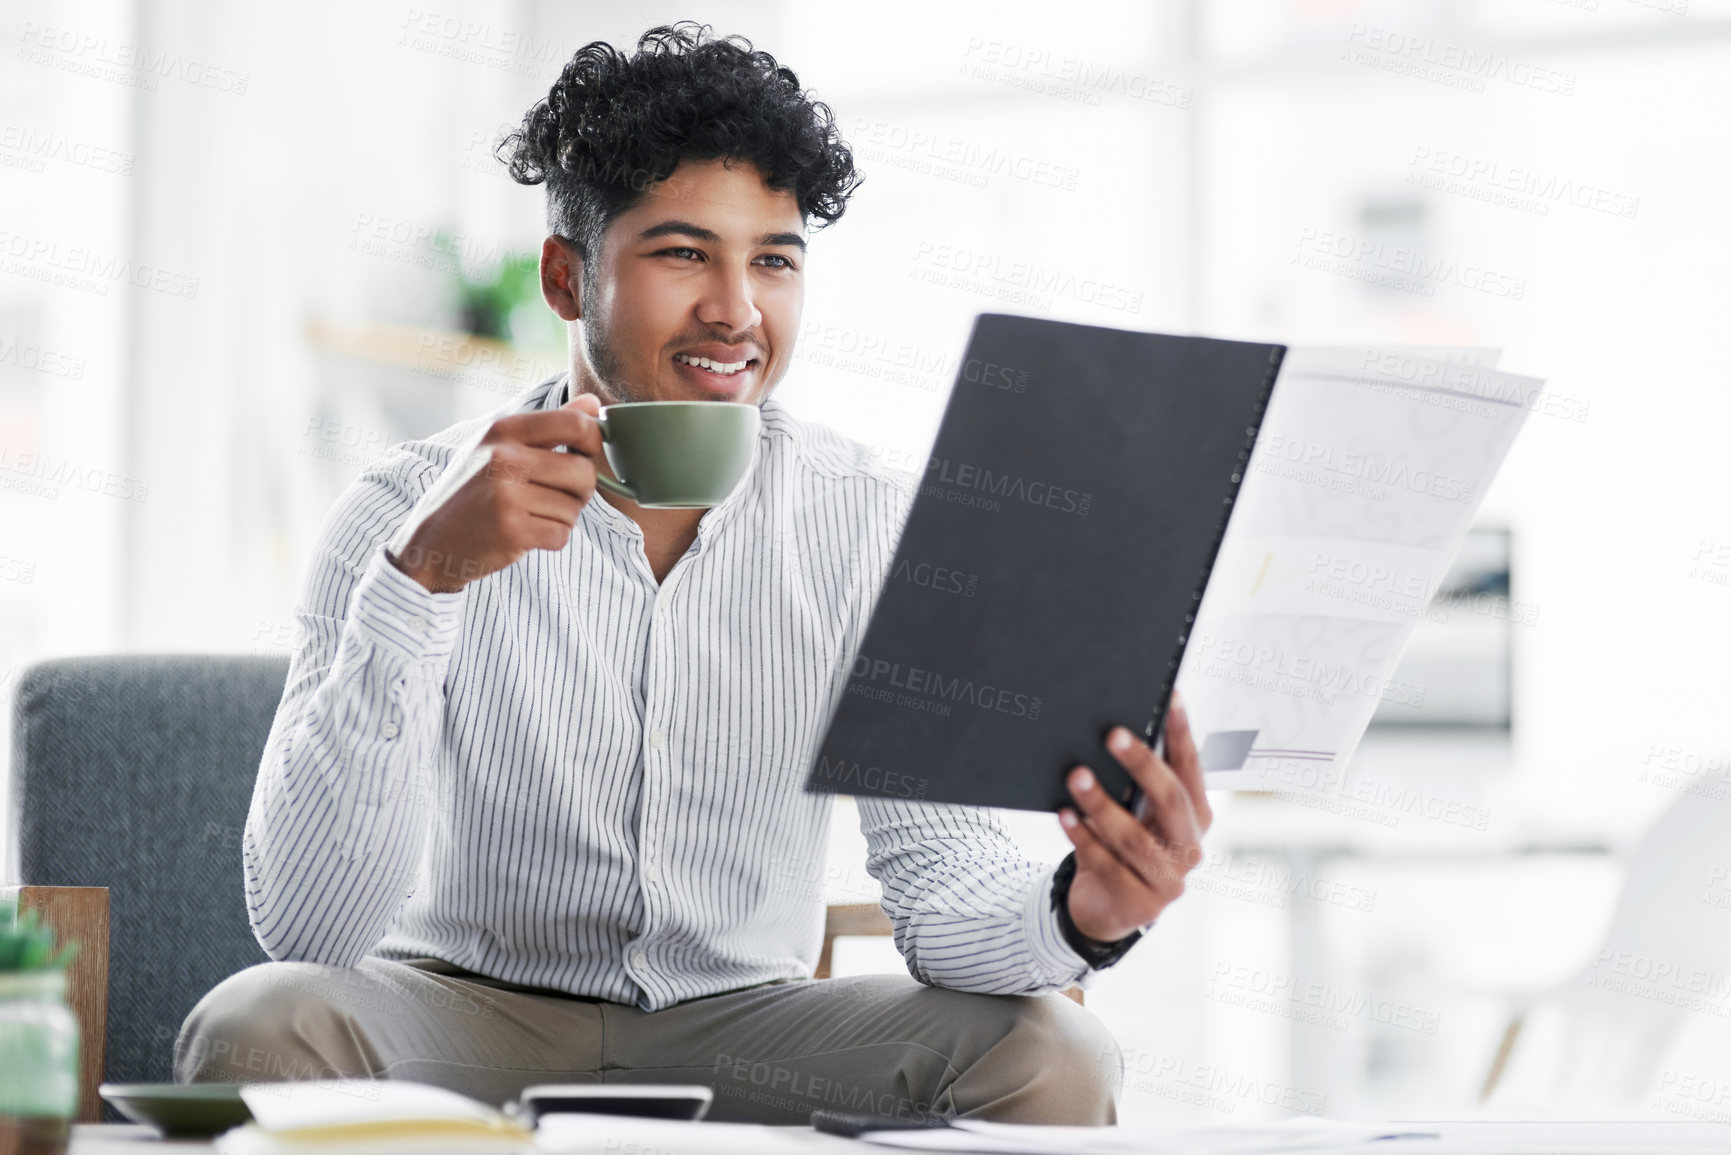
388, 392, 608, 594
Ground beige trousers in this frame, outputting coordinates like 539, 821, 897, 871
173, 957, 1121, 1126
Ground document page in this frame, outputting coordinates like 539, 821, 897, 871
1175, 345, 1542, 792
853, 1117, 1428, 1153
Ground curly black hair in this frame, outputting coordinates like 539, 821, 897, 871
497, 22, 860, 294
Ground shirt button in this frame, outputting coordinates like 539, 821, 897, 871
643, 861, 659, 884
382, 721, 399, 739
648, 729, 666, 749
632, 950, 649, 969
409, 618, 427, 635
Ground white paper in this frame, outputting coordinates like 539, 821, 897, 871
533, 1114, 838, 1154
853, 1118, 1430, 1154
238, 1079, 513, 1131
1177, 345, 1542, 791
216, 1125, 532, 1155
852, 1118, 1731, 1155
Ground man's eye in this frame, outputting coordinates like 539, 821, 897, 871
757, 254, 796, 270
660, 247, 702, 260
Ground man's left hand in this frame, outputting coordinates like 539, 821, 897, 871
1058, 691, 1212, 945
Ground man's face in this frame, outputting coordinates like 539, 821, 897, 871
552, 157, 806, 406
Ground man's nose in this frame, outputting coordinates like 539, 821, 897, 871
696, 263, 762, 333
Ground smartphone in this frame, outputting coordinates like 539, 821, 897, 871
507, 1084, 713, 1124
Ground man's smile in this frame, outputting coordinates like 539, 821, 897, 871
670, 342, 764, 396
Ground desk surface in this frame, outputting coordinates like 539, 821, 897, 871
67, 1121, 868, 1153
68, 1118, 1731, 1154
73, 1124, 215, 1153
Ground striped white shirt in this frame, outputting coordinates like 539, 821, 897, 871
244, 373, 1093, 1010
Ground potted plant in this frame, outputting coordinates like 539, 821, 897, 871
434, 229, 564, 351
0, 897, 79, 1155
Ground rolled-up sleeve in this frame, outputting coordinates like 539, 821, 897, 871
857, 798, 1092, 994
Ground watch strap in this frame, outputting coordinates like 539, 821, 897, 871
1049, 851, 1142, 970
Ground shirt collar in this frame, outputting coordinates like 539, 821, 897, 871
550, 372, 766, 544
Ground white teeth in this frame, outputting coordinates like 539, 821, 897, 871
675, 353, 750, 375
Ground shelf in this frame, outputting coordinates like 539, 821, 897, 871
303, 317, 562, 384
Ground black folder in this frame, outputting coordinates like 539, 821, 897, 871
804, 313, 1285, 812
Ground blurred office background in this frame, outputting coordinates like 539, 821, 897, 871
5, 0, 1731, 1125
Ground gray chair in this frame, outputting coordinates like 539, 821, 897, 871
5, 654, 289, 1118
5, 652, 1071, 1122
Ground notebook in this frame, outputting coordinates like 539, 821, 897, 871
213, 1080, 532, 1153
805, 313, 1285, 812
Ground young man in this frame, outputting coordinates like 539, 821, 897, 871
175, 24, 1213, 1125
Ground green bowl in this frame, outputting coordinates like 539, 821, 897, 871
99, 1082, 254, 1137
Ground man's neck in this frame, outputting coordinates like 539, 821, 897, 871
563, 379, 705, 583
599, 488, 704, 585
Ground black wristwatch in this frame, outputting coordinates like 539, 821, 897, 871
1050, 852, 1142, 970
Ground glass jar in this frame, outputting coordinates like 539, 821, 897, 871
0, 968, 78, 1155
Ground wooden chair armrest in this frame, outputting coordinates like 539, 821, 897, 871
819, 902, 1084, 1005
1, 886, 109, 1121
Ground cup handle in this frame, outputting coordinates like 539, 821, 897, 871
590, 415, 638, 502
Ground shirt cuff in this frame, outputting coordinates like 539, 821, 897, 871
1022, 861, 1094, 989
347, 545, 468, 668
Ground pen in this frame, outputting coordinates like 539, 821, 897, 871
810, 1109, 954, 1137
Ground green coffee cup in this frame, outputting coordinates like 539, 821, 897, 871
593, 401, 760, 508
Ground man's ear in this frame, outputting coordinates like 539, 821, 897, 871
540, 235, 583, 322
